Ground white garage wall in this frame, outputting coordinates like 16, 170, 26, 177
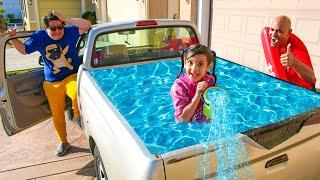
210, 0, 320, 89
168, 0, 179, 19
106, 0, 143, 22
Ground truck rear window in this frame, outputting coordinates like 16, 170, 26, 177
91, 26, 199, 67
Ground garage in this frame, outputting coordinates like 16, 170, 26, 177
37, 0, 81, 27
199, 0, 320, 89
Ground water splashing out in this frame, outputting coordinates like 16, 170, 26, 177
196, 87, 253, 180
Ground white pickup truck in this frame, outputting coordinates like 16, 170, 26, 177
1, 20, 320, 180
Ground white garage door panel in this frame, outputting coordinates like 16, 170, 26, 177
107, 0, 142, 22
210, 0, 320, 88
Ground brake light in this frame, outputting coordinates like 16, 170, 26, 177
136, 20, 158, 26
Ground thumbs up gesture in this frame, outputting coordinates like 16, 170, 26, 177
280, 43, 295, 66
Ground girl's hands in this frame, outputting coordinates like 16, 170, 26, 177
179, 81, 208, 121
196, 81, 208, 95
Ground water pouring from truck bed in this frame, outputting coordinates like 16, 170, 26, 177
196, 87, 253, 180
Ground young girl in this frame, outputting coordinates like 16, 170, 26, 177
170, 44, 216, 122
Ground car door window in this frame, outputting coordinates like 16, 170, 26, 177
5, 38, 43, 76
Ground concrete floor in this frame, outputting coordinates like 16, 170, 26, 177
0, 117, 96, 179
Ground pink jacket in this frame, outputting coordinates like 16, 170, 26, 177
170, 74, 215, 122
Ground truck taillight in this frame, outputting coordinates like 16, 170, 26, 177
136, 20, 158, 26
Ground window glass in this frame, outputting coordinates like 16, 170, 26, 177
5, 38, 43, 76
92, 26, 199, 67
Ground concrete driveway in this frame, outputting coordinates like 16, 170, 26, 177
0, 117, 95, 179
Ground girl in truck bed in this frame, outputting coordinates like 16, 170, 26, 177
170, 44, 216, 122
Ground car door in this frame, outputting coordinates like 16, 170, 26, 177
0, 32, 52, 136
0, 31, 87, 136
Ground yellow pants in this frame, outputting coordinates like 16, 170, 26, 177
43, 74, 80, 143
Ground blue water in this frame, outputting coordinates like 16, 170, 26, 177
90, 58, 320, 155
196, 88, 253, 179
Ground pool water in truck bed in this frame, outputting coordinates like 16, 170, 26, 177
90, 58, 320, 155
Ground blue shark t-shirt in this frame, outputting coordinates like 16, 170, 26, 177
24, 26, 80, 82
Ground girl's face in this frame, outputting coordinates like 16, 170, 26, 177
184, 53, 212, 82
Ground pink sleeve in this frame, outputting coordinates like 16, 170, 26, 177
201, 74, 216, 88
170, 80, 190, 121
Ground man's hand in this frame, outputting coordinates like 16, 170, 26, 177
280, 43, 316, 84
52, 10, 67, 23
5, 28, 26, 54
51, 10, 91, 35
280, 43, 296, 66
5, 28, 17, 37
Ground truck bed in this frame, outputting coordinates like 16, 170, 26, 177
81, 57, 320, 178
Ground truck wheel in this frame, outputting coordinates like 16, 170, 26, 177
94, 146, 108, 180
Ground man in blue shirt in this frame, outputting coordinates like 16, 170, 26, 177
6, 10, 91, 156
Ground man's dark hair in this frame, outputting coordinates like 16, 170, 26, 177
43, 11, 65, 27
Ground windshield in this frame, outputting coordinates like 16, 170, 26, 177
92, 26, 199, 67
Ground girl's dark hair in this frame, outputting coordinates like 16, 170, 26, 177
43, 11, 65, 27
176, 44, 217, 80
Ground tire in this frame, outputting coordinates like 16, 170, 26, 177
94, 146, 108, 180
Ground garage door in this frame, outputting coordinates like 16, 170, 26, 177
37, 0, 81, 26
209, 0, 320, 89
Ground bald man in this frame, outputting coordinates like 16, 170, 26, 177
269, 15, 316, 90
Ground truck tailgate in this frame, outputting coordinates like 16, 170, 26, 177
161, 122, 320, 179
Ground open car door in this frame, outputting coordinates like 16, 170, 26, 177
0, 32, 51, 136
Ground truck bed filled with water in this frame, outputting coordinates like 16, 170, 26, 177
89, 58, 320, 155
